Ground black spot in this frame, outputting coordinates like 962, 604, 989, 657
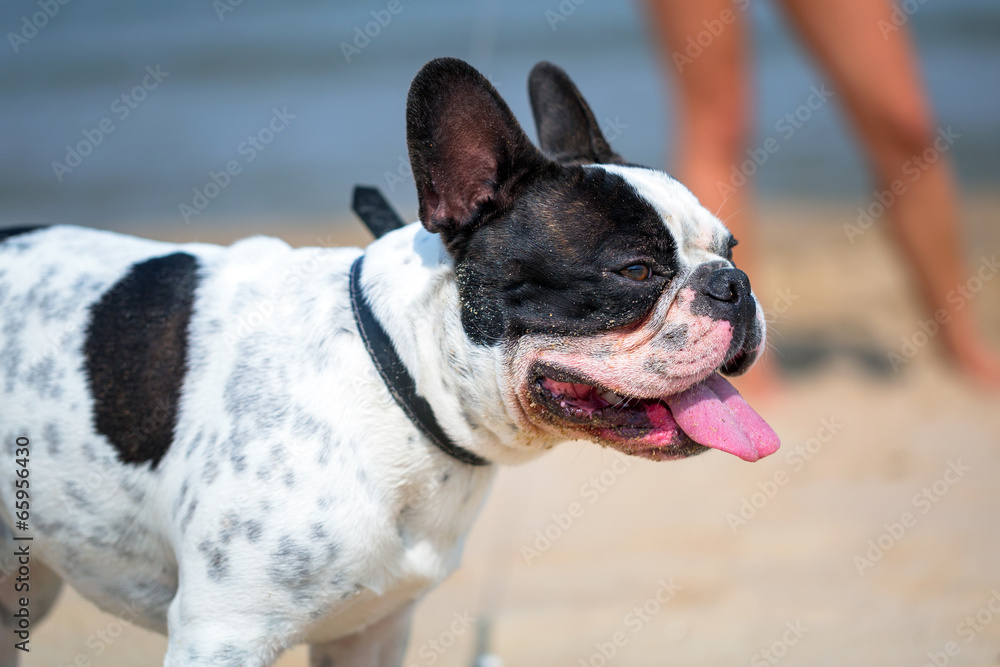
84, 253, 199, 467
212, 643, 245, 667
43, 422, 61, 456
202, 459, 220, 485
172, 480, 190, 519
268, 536, 314, 588
25, 356, 56, 396
0, 225, 47, 244
181, 499, 198, 530
655, 324, 689, 350
245, 520, 263, 542
310, 523, 327, 541
198, 539, 229, 580
269, 444, 287, 465
119, 477, 146, 504
219, 513, 240, 544
642, 357, 672, 376
64, 482, 95, 512
185, 430, 205, 460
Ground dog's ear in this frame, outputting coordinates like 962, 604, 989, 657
528, 61, 625, 166
406, 58, 548, 245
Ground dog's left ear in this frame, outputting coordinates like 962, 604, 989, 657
406, 58, 549, 247
528, 61, 625, 165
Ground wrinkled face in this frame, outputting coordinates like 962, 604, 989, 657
453, 164, 768, 461
407, 58, 778, 462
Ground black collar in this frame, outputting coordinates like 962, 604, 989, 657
349, 256, 490, 467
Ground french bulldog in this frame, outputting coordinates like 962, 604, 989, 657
0, 58, 778, 667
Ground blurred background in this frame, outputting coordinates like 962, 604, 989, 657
2, 0, 999, 665
3, 0, 998, 227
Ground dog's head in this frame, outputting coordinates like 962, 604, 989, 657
406, 58, 778, 462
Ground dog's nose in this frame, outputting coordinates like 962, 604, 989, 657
706, 268, 750, 305
686, 264, 755, 325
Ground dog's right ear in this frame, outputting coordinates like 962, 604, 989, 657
528, 61, 625, 165
406, 58, 548, 246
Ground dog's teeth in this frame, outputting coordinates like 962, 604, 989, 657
600, 389, 626, 405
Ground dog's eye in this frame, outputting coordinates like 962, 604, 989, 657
619, 264, 651, 281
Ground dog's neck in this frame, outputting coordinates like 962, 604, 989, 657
358, 222, 554, 466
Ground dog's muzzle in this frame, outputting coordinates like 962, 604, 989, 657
685, 262, 762, 376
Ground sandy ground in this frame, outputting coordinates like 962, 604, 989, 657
17, 196, 1000, 666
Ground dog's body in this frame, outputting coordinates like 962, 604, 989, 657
0, 60, 778, 666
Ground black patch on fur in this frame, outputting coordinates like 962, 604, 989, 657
0, 225, 47, 243
84, 253, 198, 467
453, 167, 679, 344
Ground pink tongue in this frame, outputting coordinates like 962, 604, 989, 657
663, 373, 780, 462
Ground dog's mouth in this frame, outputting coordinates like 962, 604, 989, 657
527, 365, 779, 462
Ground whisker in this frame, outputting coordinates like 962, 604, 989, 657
717, 205, 750, 229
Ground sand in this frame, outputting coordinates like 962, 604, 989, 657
18, 195, 1000, 666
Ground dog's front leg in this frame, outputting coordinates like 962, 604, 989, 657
309, 603, 414, 667
161, 589, 293, 667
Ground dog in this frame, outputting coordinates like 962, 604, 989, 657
0, 58, 779, 666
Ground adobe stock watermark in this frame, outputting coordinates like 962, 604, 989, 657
404, 610, 476, 667
521, 452, 634, 565
51, 65, 170, 182
843, 126, 960, 243
578, 578, 681, 667
383, 113, 629, 195
761, 287, 799, 323
671, 0, 751, 73
340, 0, 413, 63
222, 231, 345, 345
716, 84, 834, 202
750, 620, 809, 666
600, 115, 629, 144
545, 0, 589, 31
726, 416, 843, 534
24, 313, 84, 369
7, 0, 71, 54
887, 254, 998, 372
52, 601, 143, 667
179, 106, 295, 223
922, 589, 1000, 667
853, 459, 969, 575
878, 0, 930, 40
213, 0, 244, 21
